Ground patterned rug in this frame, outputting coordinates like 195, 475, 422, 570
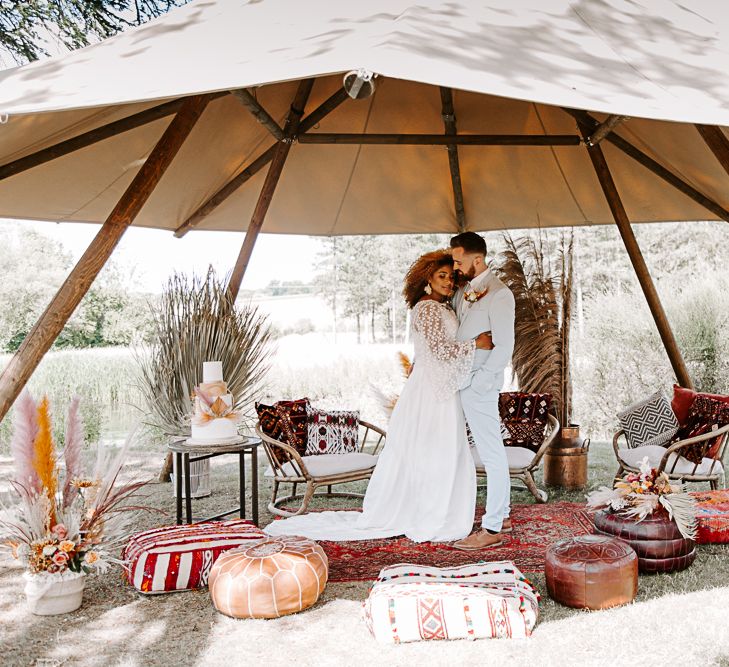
280, 502, 594, 582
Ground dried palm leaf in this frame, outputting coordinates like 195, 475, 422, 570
135, 269, 272, 436
494, 231, 574, 425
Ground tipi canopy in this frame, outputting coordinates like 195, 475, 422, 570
0, 0, 728, 236
0, 0, 728, 420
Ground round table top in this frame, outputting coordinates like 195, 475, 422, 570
167, 435, 261, 454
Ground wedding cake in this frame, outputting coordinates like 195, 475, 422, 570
188, 361, 239, 444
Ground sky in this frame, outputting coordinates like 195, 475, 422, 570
13, 220, 322, 293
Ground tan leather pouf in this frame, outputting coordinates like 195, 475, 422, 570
546, 535, 638, 610
208, 535, 328, 618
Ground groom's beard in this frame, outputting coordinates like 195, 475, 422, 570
457, 267, 476, 283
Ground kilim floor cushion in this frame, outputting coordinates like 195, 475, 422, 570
123, 519, 265, 594
690, 489, 729, 544
276, 502, 593, 582
363, 561, 540, 644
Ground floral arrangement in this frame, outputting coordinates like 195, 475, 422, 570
0, 391, 149, 576
586, 456, 697, 539
191, 381, 239, 426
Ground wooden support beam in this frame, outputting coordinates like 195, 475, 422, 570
586, 114, 628, 145
579, 123, 693, 389
563, 108, 729, 222
695, 124, 729, 179
175, 86, 349, 238
227, 81, 314, 301
0, 95, 211, 423
297, 133, 581, 146
439, 87, 466, 232
0, 93, 226, 182
230, 88, 284, 141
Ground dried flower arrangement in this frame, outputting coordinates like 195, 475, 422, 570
587, 456, 697, 540
0, 391, 149, 577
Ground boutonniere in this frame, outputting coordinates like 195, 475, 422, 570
464, 288, 488, 303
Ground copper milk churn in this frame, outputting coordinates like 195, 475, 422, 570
544, 425, 589, 488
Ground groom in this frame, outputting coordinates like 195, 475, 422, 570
450, 232, 515, 550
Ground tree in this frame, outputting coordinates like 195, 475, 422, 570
0, 0, 188, 65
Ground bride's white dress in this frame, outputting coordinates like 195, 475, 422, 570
264, 300, 477, 543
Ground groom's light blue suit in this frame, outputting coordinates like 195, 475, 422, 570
454, 269, 515, 533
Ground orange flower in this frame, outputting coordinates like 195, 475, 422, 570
84, 551, 99, 565
58, 540, 75, 553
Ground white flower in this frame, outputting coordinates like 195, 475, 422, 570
42, 545, 58, 556
610, 498, 628, 511
639, 456, 652, 476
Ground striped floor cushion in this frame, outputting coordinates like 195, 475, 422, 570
363, 561, 540, 644
123, 520, 265, 594
690, 489, 729, 544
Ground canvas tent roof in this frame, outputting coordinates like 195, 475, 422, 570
0, 0, 728, 235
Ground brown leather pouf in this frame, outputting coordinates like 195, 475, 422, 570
208, 535, 328, 619
546, 535, 638, 610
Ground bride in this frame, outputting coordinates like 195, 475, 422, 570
265, 250, 493, 543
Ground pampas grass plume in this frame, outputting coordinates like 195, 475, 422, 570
10, 390, 40, 494
63, 395, 83, 508
32, 396, 57, 526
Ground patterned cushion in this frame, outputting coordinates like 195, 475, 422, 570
255, 402, 283, 440
305, 406, 359, 455
498, 392, 552, 453
122, 520, 265, 594
671, 384, 729, 426
690, 489, 729, 544
363, 561, 540, 644
617, 391, 679, 448
674, 395, 729, 464
275, 398, 310, 456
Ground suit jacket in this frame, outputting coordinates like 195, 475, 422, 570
453, 270, 515, 393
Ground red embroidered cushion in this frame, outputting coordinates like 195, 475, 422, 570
122, 519, 265, 594
498, 392, 552, 453
690, 489, 729, 544
305, 406, 360, 455
256, 402, 283, 440
674, 395, 729, 464
275, 398, 310, 456
671, 385, 729, 426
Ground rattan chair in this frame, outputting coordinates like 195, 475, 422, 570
613, 423, 728, 489
256, 420, 386, 517
472, 414, 560, 503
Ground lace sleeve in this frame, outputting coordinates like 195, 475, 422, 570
412, 301, 475, 396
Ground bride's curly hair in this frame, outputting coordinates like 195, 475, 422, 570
402, 249, 454, 309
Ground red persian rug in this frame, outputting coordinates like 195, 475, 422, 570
280, 502, 593, 582
690, 489, 729, 544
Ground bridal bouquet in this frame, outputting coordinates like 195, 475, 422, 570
586, 456, 697, 539
0, 391, 149, 575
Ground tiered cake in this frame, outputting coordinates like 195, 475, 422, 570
188, 361, 239, 444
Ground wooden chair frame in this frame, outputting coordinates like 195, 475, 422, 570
256, 420, 386, 517
475, 414, 560, 503
613, 423, 729, 489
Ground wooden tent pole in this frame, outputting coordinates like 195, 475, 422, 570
230, 89, 284, 141
439, 87, 466, 231
695, 124, 729, 179
563, 109, 729, 222
227, 80, 314, 301
0, 95, 211, 423
175, 87, 349, 238
0, 93, 226, 182
580, 124, 693, 389
297, 133, 580, 145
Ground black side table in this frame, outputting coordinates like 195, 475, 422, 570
168, 436, 261, 526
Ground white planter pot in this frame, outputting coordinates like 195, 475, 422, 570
23, 570, 86, 615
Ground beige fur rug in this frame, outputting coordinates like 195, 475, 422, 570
199, 587, 729, 667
